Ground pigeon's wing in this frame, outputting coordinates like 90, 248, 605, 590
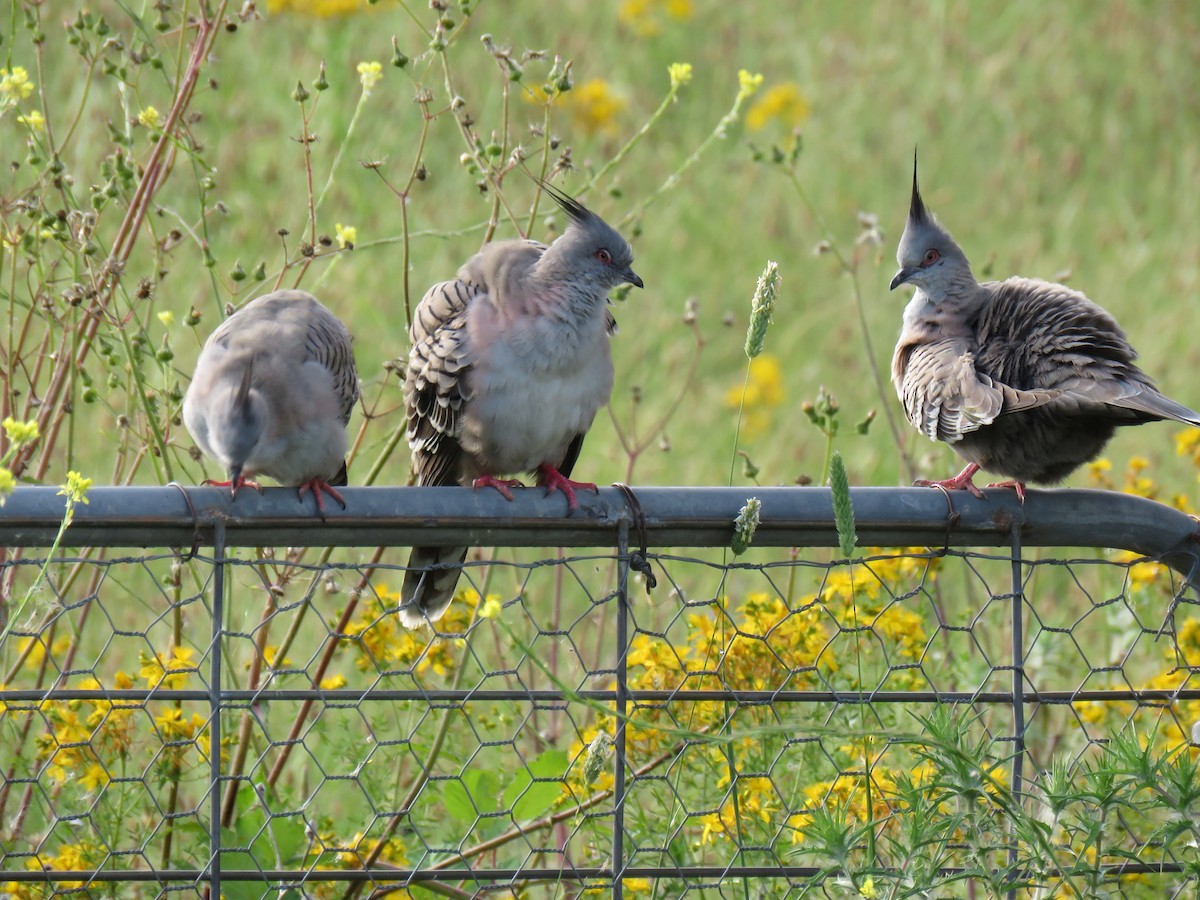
207, 290, 359, 425
978, 277, 1200, 426
896, 338, 1061, 443
301, 302, 359, 426
405, 278, 482, 488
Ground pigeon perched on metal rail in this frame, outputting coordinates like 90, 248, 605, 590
399, 182, 643, 627
183, 289, 359, 513
890, 153, 1200, 502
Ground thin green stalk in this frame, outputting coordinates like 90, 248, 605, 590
313, 86, 370, 218
621, 76, 759, 227
582, 76, 686, 198
1, 474, 91, 640
782, 168, 914, 482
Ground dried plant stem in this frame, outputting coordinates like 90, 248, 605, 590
343, 613, 481, 900
428, 735, 703, 870
265, 546, 386, 790
782, 169, 915, 482
17, 1, 229, 482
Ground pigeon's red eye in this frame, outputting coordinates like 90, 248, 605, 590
596, 249, 612, 264
922, 249, 940, 266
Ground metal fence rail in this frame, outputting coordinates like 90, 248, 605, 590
2, 486, 1199, 898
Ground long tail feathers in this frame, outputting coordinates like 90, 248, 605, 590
1114, 387, 1200, 427
328, 459, 350, 488
397, 545, 469, 628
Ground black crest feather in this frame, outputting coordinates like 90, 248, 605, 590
909, 147, 928, 225
535, 177, 595, 227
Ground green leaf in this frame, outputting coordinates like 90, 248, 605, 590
444, 768, 500, 823
503, 749, 568, 821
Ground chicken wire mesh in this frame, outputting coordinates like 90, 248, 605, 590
1, 485, 1199, 899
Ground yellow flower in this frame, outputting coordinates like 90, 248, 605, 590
1121, 457, 1156, 499
736, 69, 765, 102
566, 79, 625, 135
1176, 427, 1200, 459
0, 66, 35, 102
155, 707, 188, 738
140, 646, 197, 689
264, 645, 292, 668
320, 674, 347, 689
80, 763, 110, 792
746, 82, 811, 131
267, 0, 374, 16
1114, 550, 1166, 592
16, 109, 44, 132
618, 0, 692, 37
668, 62, 693, 90
58, 470, 92, 504
0, 467, 15, 503
137, 106, 161, 128
335, 223, 357, 249
478, 594, 503, 619
157, 311, 175, 327
52, 710, 90, 746
859, 877, 878, 899
725, 354, 784, 438
4, 416, 40, 446
1073, 700, 1109, 725
357, 61, 383, 95
787, 811, 812, 844
1085, 457, 1113, 487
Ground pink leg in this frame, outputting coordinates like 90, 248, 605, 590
297, 478, 347, 514
537, 463, 598, 512
471, 474, 526, 501
913, 462, 986, 500
203, 475, 263, 499
986, 479, 1028, 504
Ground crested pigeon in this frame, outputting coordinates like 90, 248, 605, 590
183, 289, 359, 512
399, 182, 643, 627
890, 153, 1200, 502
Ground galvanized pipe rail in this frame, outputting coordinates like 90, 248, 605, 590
2, 485, 1199, 574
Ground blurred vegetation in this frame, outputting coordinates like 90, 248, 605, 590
3, 1, 1200, 895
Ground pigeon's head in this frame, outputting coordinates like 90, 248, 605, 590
541, 182, 643, 293
890, 151, 973, 294
211, 357, 267, 496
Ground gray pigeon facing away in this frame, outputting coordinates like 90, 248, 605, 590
183, 289, 359, 513
890, 152, 1200, 502
399, 182, 643, 627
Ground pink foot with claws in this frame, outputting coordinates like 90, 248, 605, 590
471, 474, 526, 501
297, 479, 347, 514
537, 463, 598, 512
204, 474, 263, 499
913, 462, 986, 499
986, 479, 1028, 504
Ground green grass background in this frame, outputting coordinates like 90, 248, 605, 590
7, 4, 1200, 886
16, 0, 1200, 491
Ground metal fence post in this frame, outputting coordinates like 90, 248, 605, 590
1007, 524, 1026, 897
612, 520, 630, 900
208, 520, 225, 899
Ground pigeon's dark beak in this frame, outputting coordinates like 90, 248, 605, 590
889, 268, 913, 291
228, 465, 243, 500
624, 267, 644, 289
